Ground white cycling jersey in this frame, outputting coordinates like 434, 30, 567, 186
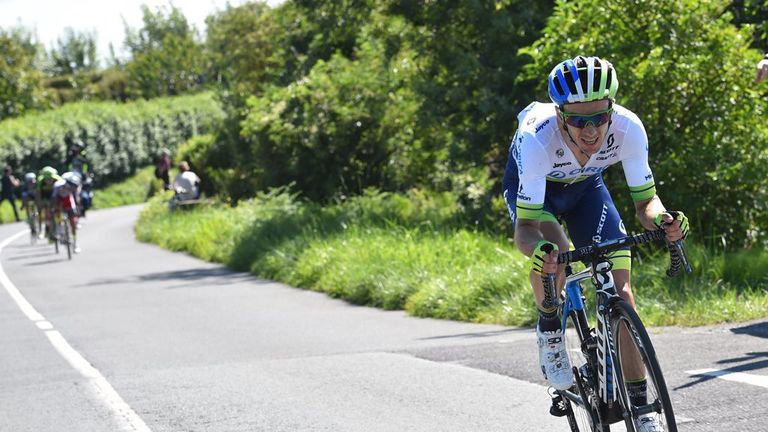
510, 101, 656, 220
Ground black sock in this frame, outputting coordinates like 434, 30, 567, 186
537, 309, 561, 332
627, 379, 648, 406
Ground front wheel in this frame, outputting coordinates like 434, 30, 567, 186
609, 300, 677, 431
564, 311, 610, 432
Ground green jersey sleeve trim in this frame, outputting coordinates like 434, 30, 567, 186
516, 201, 544, 220
628, 181, 656, 202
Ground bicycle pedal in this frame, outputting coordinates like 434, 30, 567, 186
549, 394, 569, 417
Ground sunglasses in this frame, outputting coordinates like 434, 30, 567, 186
561, 106, 613, 128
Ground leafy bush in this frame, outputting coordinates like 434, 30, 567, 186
519, 0, 768, 248
240, 14, 424, 200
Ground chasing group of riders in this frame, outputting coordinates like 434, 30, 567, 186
20, 140, 93, 254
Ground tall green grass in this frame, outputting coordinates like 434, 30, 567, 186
136, 189, 768, 327
93, 166, 164, 209
0, 198, 26, 224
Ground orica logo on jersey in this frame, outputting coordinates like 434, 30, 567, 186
547, 166, 607, 179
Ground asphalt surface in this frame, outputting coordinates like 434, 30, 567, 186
0, 205, 765, 431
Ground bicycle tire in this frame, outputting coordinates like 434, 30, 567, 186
609, 300, 677, 431
564, 311, 610, 432
28, 213, 37, 245
63, 219, 71, 260
53, 220, 59, 255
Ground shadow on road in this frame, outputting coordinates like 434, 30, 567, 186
8, 251, 58, 260
25, 258, 70, 265
731, 321, 768, 339
78, 267, 260, 289
417, 328, 528, 340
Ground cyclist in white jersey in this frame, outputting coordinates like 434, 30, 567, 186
502, 56, 689, 432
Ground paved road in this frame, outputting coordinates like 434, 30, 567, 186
0, 205, 765, 431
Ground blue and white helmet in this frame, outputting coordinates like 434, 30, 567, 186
548, 56, 619, 106
62, 171, 82, 187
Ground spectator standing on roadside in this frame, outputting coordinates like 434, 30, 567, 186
757, 54, 768, 83
0, 165, 21, 222
155, 148, 172, 190
172, 161, 200, 201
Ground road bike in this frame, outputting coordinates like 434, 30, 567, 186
53, 210, 73, 260
25, 201, 39, 245
545, 230, 691, 431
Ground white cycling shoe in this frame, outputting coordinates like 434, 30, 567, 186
634, 414, 665, 432
537, 327, 573, 390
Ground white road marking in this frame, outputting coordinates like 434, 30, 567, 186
686, 368, 768, 389
0, 231, 45, 321
0, 229, 152, 432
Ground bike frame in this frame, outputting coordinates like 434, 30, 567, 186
559, 258, 621, 409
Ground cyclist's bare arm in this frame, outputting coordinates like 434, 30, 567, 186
634, 195, 666, 230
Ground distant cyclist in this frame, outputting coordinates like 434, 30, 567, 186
502, 56, 688, 432
55, 172, 81, 253
21, 172, 38, 234
37, 166, 61, 240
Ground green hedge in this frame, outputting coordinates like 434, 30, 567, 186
0, 91, 224, 180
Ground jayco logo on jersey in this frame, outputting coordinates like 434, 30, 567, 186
547, 166, 607, 179
535, 119, 550, 134
553, 161, 571, 168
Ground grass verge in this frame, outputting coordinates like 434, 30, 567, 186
93, 166, 164, 209
135, 188, 768, 327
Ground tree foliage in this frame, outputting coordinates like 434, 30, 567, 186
124, 4, 206, 98
47, 27, 98, 76
729, 0, 768, 52
521, 0, 768, 247
216, 0, 553, 209
0, 27, 46, 120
